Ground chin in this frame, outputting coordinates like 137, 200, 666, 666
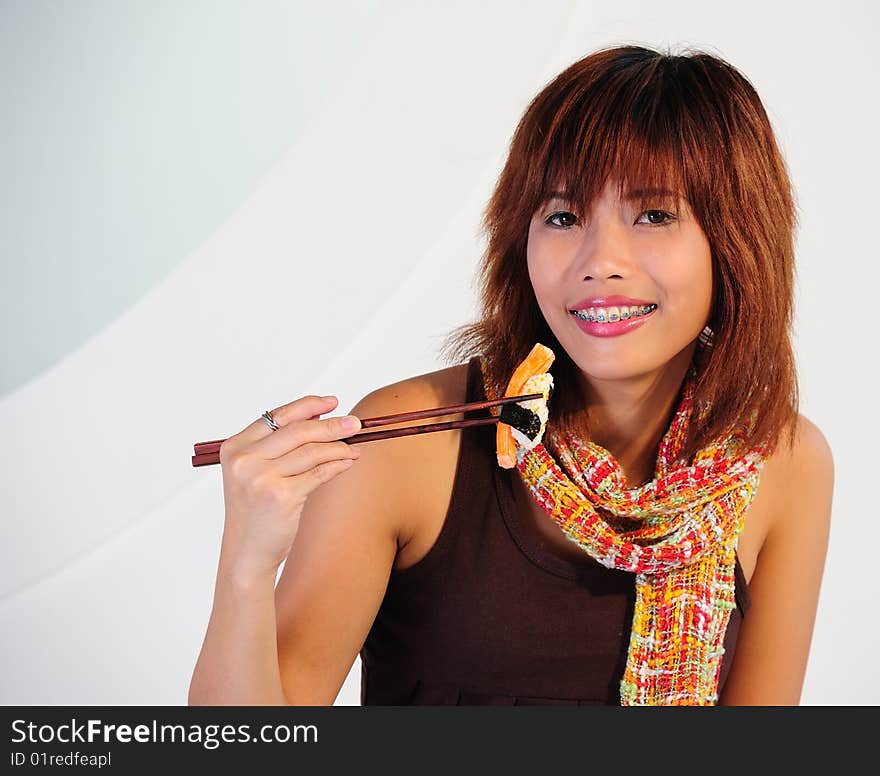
579, 365, 661, 384
561, 339, 672, 382
566, 352, 655, 383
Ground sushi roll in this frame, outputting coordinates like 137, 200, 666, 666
496, 343, 555, 469
500, 371, 554, 460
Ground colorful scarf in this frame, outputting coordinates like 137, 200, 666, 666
490, 359, 767, 705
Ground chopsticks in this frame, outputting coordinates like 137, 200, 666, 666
191, 392, 542, 468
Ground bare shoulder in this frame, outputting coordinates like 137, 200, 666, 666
761, 413, 835, 539
349, 361, 472, 551
353, 361, 470, 419
797, 414, 834, 477
772, 413, 833, 471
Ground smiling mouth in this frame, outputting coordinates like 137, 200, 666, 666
570, 303, 658, 323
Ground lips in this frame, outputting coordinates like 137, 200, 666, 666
570, 303, 657, 338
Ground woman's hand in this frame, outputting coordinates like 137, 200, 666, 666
216, 395, 362, 581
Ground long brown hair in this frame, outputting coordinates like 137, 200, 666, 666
439, 43, 800, 461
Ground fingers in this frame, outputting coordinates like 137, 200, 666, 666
254, 410, 362, 461
271, 438, 361, 478
270, 394, 343, 427
223, 394, 341, 454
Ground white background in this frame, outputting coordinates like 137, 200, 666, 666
1, 0, 876, 705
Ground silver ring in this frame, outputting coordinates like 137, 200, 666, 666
261, 410, 280, 432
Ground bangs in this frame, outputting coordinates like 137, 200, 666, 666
531, 56, 715, 219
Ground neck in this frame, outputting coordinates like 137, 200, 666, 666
576, 343, 697, 488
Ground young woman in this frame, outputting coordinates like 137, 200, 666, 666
189, 44, 833, 706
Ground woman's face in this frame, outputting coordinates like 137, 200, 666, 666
527, 177, 713, 385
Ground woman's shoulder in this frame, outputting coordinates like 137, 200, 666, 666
758, 413, 834, 540
762, 414, 833, 488
352, 361, 471, 420
734, 413, 833, 585
349, 360, 473, 550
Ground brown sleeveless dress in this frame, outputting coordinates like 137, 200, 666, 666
359, 355, 751, 705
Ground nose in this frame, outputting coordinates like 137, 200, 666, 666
572, 208, 633, 281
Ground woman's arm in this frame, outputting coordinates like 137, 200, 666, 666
188, 379, 433, 706
273, 376, 454, 704
718, 414, 834, 705
187, 546, 290, 705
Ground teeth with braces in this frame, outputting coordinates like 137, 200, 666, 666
572, 303, 657, 323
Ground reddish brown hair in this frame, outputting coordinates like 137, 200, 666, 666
440, 43, 800, 461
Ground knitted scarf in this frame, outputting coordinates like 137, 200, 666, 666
494, 360, 767, 705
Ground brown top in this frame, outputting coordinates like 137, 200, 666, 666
359, 355, 751, 705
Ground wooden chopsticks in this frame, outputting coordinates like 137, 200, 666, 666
191, 393, 542, 468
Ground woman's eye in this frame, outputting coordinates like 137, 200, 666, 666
545, 211, 579, 228
545, 209, 677, 228
636, 209, 676, 226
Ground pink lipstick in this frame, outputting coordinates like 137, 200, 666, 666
569, 301, 658, 338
